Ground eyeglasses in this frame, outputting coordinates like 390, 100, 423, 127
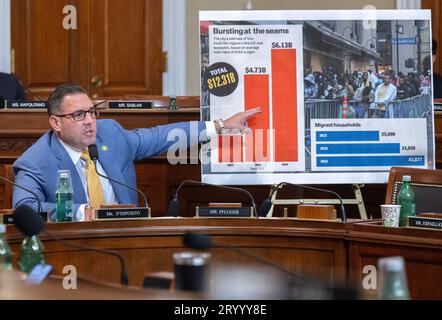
54, 106, 100, 121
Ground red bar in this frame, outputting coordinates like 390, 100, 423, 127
244, 74, 270, 162
218, 135, 243, 163
244, 133, 254, 163
271, 49, 298, 162
231, 134, 243, 162
218, 135, 231, 163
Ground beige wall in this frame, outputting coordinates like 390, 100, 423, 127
185, 0, 396, 95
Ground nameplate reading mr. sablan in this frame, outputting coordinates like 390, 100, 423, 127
4, 101, 48, 109
95, 207, 151, 220
1, 212, 48, 225
108, 101, 152, 109
196, 207, 253, 218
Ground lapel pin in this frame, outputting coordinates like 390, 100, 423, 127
101, 145, 108, 152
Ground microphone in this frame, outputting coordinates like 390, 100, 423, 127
23, 86, 43, 102
13, 204, 129, 285
87, 144, 149, 208
183, 233, 360, 299
0, 175, 42, 213
168, 180, 258, 218
183, 233, 307, 285
258, 182, 347, 222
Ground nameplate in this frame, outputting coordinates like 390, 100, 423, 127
95, 207, 151, 220
1, 211, 48, 225
195, 206, 253, 218
108, 101, 152, 109
4, 100, 48, 109
408, 216, 442, 230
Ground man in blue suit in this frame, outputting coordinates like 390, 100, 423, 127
12, 83, 260, 221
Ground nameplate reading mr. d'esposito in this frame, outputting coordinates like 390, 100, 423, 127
95, 208, 151, 220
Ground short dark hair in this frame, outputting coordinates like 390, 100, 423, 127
47, 83, 88, 116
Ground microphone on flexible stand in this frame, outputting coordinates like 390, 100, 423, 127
183, 232, 359, 299
0, 175, 42, 213
87, 144, 149, 208
13, 204, 129, 285
257, 182, 347, 222
23, 86, 43, 101
167, 180, 258, 218
3, 85, 47, 109
183, 233, 307, 285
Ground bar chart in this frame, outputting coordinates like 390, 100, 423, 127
205, 23, 305, 180
311, 119, 428, 171
217, 48, 301, 165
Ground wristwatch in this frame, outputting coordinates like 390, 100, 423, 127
215, 119, 226, 134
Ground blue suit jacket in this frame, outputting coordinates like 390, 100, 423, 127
12, 119, 206, 218
0, 72, 26, 102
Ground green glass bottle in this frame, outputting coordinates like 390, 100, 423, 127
397, 175, 416, 227
18, 235, 45, 273
168, 95, 178, 110
56, 170, 73, 222
378, 256, 410, 300
0, 224, 12, 270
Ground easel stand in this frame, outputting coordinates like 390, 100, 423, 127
267, 184, 367, 219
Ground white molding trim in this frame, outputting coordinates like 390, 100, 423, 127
163, 0, 186, 96
0, 0, 11, 73
396, 0, 421, 9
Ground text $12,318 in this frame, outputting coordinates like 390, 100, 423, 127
207, 72, 237, 89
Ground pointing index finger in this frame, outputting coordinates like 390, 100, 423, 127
244, 107, 262, 116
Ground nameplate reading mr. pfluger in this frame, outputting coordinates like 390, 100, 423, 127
95, 207, 151, 220
195, 207, 253, 218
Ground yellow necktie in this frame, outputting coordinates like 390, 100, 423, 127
81, 149, 105, 208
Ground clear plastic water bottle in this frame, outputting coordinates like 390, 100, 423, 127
56, 170, 73, 222
18, 235, 45, 273
0, 224, 12, 270
378, 256, 410, 300
397, 175, 415, 227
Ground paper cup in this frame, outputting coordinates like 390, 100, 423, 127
380, 204, 401, 227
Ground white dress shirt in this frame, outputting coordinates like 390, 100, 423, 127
205, 121, 217, 139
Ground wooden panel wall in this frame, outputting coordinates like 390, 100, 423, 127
6, 219, 348, 291
11, 0, 78, 96
5, 219, 442, 299
11, 0, 163, 98
348, 221, 442, 299
89, 0, 163, 97
423, 0, 441, 74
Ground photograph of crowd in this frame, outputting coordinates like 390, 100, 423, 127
201, 18, 433, 120
302, 19, 433, 122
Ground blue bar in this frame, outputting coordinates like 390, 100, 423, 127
317, 155, 425, 167
316, 143, 400, 154
316, 131, 379, 142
